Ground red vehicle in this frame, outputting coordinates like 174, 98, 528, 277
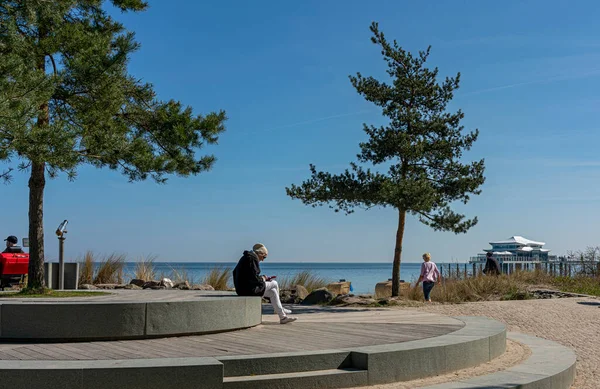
0, 252, 29, 289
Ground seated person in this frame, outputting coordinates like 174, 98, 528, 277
3, 236, 24, 254
233, 243, 296, 324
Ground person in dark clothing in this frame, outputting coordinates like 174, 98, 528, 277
233, 243, 296, 324
483, 252, 501, 276
3, 236, 24, 254
233, 248, 266, 296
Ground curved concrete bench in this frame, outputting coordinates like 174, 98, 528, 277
221, 315, 506, 386
422, 332, 576, 389
0, 315, 506, 389
0, 293, 262, 341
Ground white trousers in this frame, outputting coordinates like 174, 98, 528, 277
263, 280, 285, 319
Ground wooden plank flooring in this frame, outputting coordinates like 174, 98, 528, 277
0, 307, 464, 361
0, 289, 237, 303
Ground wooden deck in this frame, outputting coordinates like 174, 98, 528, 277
0, 307, 463, 361
0, 289, 237, 303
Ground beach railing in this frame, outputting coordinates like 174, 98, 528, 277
438, 260, 600, 279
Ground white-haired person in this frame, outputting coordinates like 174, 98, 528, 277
232, 243, 296, 324
416, 253, 441, 302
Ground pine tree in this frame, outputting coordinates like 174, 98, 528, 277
0, 1, 226, 289
286, 22, 485, 296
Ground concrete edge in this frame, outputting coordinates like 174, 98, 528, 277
218, 349, 354, 377
217, 315, 504, 379
349, 316, 506, 385
0, 357, 225, 389
0, 296, 262, 341
421, 332, 577, 389
0, 315, 506, 388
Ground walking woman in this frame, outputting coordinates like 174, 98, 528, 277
416, 253, 441, 302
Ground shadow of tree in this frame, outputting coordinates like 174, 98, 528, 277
577, 301, 600, 306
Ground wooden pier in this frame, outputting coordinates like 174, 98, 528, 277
438, 260, 600, 279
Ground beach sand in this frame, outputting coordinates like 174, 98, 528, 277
346, 296, 597, 388
415, 297, 599, 389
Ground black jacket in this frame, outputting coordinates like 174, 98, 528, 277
233, 250, 265, 296
2, 246, 24, 254
483, 256, 501, 275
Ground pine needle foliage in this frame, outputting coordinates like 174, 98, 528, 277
0, 1, 227, 287
287, 22, 485, 296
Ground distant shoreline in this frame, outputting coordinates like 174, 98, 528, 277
52, 260, 469, 264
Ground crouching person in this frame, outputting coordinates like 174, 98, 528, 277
233, 243, 296, 324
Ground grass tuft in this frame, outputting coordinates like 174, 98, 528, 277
93, 253, 126, 284
169, 266, 193, 285
279, 270, 331, 292
134, 255, 157, 281
551, 275, 600, 296
203, 267, 231, 290
78, 251, 95, 285
403, 274, 532, 303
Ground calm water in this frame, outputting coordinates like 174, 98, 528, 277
122, 262, 427, 295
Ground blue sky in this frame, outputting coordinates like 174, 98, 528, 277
4, 0, 600, 264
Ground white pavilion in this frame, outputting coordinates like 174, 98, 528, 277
470, 236, 558, 263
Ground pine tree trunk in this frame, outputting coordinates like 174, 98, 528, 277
27, 33, 48, 290
391, 208, 407, 297
28, 160, 46, 289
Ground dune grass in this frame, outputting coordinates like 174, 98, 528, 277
403, 274, 533, 303
551, 275, 600, 296
169, 266, 193, 285
133, 255, 157, 281
490, 269, 600, 296
279, 270, 331, 292
401, 268, 600, 303
78, 251, 95, 285
93, 253, 126, 284
203, 267, 231, 290
78, 251, 126, 285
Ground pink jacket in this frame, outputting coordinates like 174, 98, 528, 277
420, 262, 440, 282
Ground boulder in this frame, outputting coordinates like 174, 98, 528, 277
279, 289, 295, 304
301, 288, 334, 305
330, 294, 376, 306
123, 284, 142, 290
326, 281, 351, 295
294, 285, 309, 300
279, 284, 309, 304
192, 284, 215, 291
375, 280, 410, 298
174, 281, 191, 290
94, 283, 120, 289
129, 279, 145, 287
149, 285, 166, 290
160, 278, 174, 288
79, 284, 98, 290
142, 280, 161, 289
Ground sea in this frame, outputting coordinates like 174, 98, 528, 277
121, 262, 426, 295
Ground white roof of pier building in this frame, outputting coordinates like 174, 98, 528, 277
518, 246, 550, 252
489, 236, 545, 246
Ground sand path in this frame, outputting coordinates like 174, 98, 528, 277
414, 296, 599, 389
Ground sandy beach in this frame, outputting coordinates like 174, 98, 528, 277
414, 296, 599, 389
345, 296, 597, 388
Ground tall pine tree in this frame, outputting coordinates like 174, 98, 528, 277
286, 22, 485, 296
0, 1, 226, 289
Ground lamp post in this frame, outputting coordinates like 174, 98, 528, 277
55, 220, 68, 290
